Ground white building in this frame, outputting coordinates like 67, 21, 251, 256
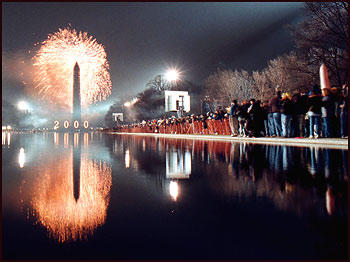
164, 90, 190, 113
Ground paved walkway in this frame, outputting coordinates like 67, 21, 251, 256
105, 132, 348, 150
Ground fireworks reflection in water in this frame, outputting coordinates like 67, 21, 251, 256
20, 133, 112, 243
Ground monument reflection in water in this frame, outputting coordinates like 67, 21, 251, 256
20, 133, 112, 243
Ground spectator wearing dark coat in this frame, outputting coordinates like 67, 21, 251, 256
247, 99, 260, 137
280, 93, 293, 137
269, 91, 282, 136
291, 91, 308, 138
340, 85, 348, 138
307, 85, 323, 138
261, 101, 270, 136
321, 88, 336, 138
331, 87, 342, 137
228, 100, 239, 136
255, 100, 266, 137
236, 102, 250, 137
266, 101, 275, 137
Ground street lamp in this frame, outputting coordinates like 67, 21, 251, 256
18, 101, 29, 111
124, 97, 138, 107
165, 69, 180, 82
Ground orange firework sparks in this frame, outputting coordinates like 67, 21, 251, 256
20, 149, 112, 243
33, 27, 112, 110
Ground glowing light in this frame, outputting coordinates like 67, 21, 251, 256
83, 133, 89, 148
74, 133, 79, 148
19, 148, 25, 168
33, 27, 112, 110
2, 132, 12, 147
18, 101, 29, 111
21, 151, 112, 243
124, 97, 138, 107
54, 132, 59, 147
2, 132, 6, 145
64, 133, 69, 148
165, 69, 180, 82
142, 139, 146, 152
125, 149, 130, 168
169, 181, 178, 201
2, 126, 6, 131
7, 132, 11, 147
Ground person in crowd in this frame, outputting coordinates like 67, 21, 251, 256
331, 87, 342, 137
247, 99, 264, 137
280, 93, 293, 138
266, 100, 275, 137
269, 90, 282, 137
290, 94, 298, 137
236, 101, 250, 137
255, 100, 266, 137
229, 100, 239, 136
307, 85, 323, 138
200, 113, 209, 134
291, 90, 308, 138
247, 98, 257, 137
219, 107, 226, 119
340, 84, 348, 138
213, 109, 223, 121
321, 88, 336, 138
303, 93, 310, 137
261, 101, 270, 137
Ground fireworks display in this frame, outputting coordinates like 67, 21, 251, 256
33, 27, 112, 110
20, 147, 112, 243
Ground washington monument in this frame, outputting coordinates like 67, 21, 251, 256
73, 62, 81, 124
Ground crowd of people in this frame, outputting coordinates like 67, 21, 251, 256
117, 84, 348, 139
228, 84, 348, 139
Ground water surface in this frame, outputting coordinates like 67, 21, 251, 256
2, 132, 348, 259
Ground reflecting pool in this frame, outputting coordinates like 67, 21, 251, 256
2, 132, 348, 259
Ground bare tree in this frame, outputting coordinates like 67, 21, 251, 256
265, 52, 315, 95
205, 69, 254, 103
234, 70, 254, 101
146, 74, 172, 92
252, 69, 273, 101
289, 2, 348, 87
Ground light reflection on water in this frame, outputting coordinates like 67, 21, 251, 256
2, 132, 348, 259
17, 133, 112, 243
110, 135, 347, 218
18, 148, 25, 168
169, 181, 179, 201
2, 131, 11, 147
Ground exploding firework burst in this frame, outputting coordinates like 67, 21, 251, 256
33, 27, 112, 110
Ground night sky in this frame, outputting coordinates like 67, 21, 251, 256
2, 2, 304, 124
